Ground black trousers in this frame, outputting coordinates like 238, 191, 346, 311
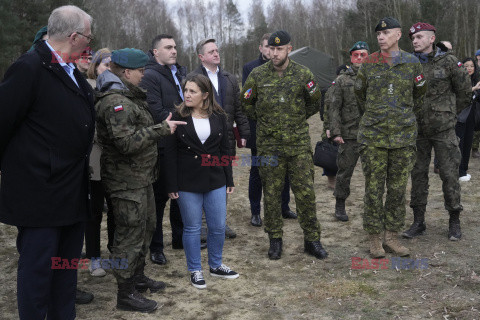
16, 222, 85, 320
85, 180, 115, 258
150, 153, 183, 252
456, 106, 475, 177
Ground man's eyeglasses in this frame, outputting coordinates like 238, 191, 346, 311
69, 32, 94, 42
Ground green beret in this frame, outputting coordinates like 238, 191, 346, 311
29, 26, 48, 52
349, 41, 369, 53
268, 30, 291, 46
111, 48, 148, 69
375, 17, 401, 32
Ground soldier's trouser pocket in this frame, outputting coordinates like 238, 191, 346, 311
110, 190, 144, 227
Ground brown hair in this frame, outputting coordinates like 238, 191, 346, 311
176, 74, 225, 118
108, 62, 126, 80
86, 48, 111, 79
261, 33, 271, 43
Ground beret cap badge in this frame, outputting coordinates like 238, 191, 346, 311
381, 21, 387, 28
275, 37, 280, 44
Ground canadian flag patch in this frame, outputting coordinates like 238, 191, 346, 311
114, 105, 124, 112
307, 81, 315, 88
415, 74, 424, 83
457, 62, 463, 67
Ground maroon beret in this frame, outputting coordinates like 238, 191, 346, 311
409, 22, 436, 38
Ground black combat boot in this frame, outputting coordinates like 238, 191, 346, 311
402, 206, 426, 238
334, 198, 348, 221
448, 211, 461, 241
117, 279, 158, 313
268, 238, 282, 260
134, 263, 166, 293
304, 240, 328, 259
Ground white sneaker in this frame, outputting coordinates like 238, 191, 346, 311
459, 174, 471, 182
88, 260, 106, 277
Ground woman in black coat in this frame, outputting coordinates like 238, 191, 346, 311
456, 58, 480, 181
165, 74, 239, 289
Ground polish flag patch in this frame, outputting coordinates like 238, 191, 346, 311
457, 62, 463, 67
331, 81, 336, 85
415, 74, 424, 83
114, 105, 124, 112
307, 81, 315, 88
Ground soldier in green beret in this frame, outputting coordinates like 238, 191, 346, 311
354, 18, 427, 258
328, 41, 369, 222
95, 48, 186, 312
241, 30, 328, 261
403, 23, 471, 241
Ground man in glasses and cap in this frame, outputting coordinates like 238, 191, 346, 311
354, 17, 427, 258
329, 41, 369, 222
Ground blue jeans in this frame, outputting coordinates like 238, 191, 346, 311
177, 186, 226, 271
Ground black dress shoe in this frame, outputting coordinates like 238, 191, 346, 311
251, 215, 262, 227
150, 251, 167, 265
304, 240, 328, 260
75, 289, 94, 304
282, 210, 297, 219
268, 238, 282, 260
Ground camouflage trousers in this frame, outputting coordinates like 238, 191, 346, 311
472, 131, 480, 151
110, 185, 156, 284
258, 146, 321, 241
410, 129, 462, 212
360, 145, 416, 234
333, 139, 361, 200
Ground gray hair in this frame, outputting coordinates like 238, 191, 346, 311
47, 5, 92, 41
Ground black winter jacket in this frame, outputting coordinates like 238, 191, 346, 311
139, 51, 187, 150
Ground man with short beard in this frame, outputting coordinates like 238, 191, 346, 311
241, 30, 328, 261
354, 17, 427, 258
403, 22, 471, 241
242, 33, 297, 227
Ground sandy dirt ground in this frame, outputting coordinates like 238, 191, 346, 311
1, 115, 480, 319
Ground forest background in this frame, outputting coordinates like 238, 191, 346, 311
1, 0, 479, 80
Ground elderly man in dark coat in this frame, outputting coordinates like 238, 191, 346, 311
0, 5, 95, 319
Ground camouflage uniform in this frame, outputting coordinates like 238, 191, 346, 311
96, 79, 171, 284
410, 50, 471, 212
354, 50, 427, 234
241, 59, 322, 240
329, 65, 362, 199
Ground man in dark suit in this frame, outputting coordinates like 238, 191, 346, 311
0, 5, 95, 319
242, 33, 297, 227
190, 38, 250, 238
139, 34, 187, 265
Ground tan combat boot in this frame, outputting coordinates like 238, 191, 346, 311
384, 230, 410, 256
368, 233, 385, 258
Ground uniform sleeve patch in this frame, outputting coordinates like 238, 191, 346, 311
331, 81, 336, 85
244, 88, 252, 99
415, 74, 424, 83
307, 80, 315, 88
457, 62, 463, 67
114, 105, 124, 112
